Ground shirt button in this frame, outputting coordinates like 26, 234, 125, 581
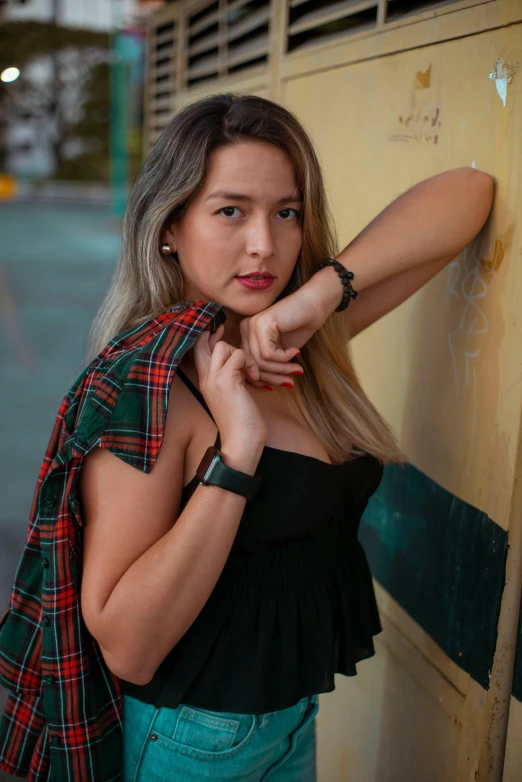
41, 557, 49, 568
50, 734, 60, 745
44, 674, 55, 684
44, 497, 54, 507
43, 614, 50, 625
150, 733, 158, 742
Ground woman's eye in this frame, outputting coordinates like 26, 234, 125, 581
219, 206, 240, 218
218, 207, 301, 219
278, 208, 301, 220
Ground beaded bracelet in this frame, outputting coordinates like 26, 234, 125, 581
316, 258, 358, 312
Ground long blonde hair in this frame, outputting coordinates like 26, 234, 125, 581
87, 93, 404, 465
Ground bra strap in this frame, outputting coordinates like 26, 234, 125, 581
176, 367, 221, 450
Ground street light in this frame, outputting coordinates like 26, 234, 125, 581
1, 67, 20, 83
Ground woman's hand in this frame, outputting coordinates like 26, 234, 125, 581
239, 285, 328, 389
193, 323, 268, 446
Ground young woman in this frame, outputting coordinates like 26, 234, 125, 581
78, 93, 494, 781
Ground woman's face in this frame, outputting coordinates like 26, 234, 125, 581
163, 141, 303, 319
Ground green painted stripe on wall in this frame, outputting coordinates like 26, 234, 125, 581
359, 463, 508, 690
512, 600, 522, 702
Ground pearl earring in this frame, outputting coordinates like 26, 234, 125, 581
161, 244, 172, 255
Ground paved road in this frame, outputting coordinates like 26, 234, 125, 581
0, 200, 121, 780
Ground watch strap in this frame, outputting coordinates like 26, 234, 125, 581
196, 446, 262, 501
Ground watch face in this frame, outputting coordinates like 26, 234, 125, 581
202, 454, 221, 484
197, 447, 221, 484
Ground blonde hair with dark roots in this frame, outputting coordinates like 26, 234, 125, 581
86, 93, 404, 465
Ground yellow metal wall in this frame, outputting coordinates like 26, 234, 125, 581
144, 1, 522, 779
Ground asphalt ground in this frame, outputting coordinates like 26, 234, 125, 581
0, 200, 121, 780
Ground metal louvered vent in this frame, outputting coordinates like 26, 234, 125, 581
287, 0, 452, 53
187, 1, 220, 87
148, 19, 177, 138
287, 0, 378, 53
186, 0, 271, 88
225, 0, 271, 77
385, 0, 453, 23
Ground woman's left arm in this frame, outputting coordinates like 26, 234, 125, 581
309, 167, 495, 338
239, 167, 494, 387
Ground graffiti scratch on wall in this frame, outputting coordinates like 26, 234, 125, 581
447, 234, 492, 397
446, 232, 493, 471
446, 221, 516, 472
388, 107, 442, 144
446, 221, 515, 399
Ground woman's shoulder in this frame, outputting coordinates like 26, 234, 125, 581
71, 329, 198, 474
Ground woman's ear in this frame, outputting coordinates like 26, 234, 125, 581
162, 225, 177, 252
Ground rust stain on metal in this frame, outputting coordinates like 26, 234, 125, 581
480, 223, 517, 273
415, 64, 432, 89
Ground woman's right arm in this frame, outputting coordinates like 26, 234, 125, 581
79, 323, 268, 687
79, 430, 264, 687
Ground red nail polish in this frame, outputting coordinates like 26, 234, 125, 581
282, 382, 294, 388
262, 385, 273, 391
291, 369, 304, 375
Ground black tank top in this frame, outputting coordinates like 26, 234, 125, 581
121, 367, 384, 713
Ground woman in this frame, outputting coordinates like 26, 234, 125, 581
77, 93, 492, 781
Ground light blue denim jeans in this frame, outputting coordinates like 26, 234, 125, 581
122, 692, 319, 781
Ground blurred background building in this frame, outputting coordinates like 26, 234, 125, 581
0, 0, 152, 202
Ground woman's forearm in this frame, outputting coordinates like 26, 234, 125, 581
308, 167, 494, 315
96, 441, 264, 686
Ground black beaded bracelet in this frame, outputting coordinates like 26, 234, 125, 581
316, 258, 358, 312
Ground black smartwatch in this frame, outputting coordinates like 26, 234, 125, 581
196, 446, 262, 501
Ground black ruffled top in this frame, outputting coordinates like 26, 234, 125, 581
121, 369, 384, 714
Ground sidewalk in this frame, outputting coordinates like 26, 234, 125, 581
0, 201, 121, 779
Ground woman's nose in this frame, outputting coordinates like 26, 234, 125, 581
245, 218, 275, 257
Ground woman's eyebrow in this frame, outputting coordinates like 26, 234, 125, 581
205, 190, 302, 205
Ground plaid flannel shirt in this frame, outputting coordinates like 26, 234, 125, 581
0, 299, 224, 781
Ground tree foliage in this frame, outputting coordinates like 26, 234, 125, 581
0, 21, 108, 71
0, 21, 110, 178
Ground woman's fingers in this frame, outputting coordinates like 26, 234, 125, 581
192, 328, 211, 375
208, 322, 225, 352
244, 362, 304, 389
193, 322, 225, 381
215, 345, 260, 388
243, 351, 260, 382
240, 323, 298, 383
248, 371, 300, 389
255, 318, 300, 363
240, 329, 263, 384
254, 358, 302, 376
217, 315, 304, 390
244, 331, 303, 384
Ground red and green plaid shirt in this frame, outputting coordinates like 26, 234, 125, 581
0, 299, 224, 782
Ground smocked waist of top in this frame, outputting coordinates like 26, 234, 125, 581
212, 513, 364, 600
